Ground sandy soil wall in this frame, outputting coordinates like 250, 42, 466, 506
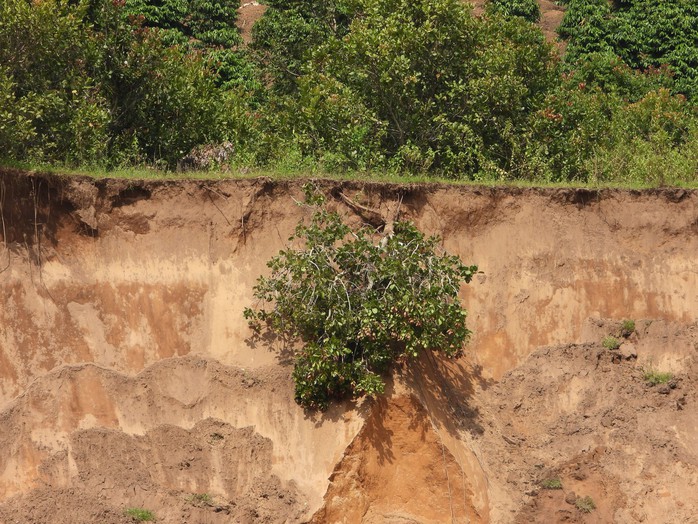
0, 170, 696, 523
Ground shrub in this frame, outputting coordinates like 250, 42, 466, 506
123, 0, 261, 89
605, 0, 698, 100
487, 0, 541, 23
644, 369, 673, 386
0, 0, 110, 164
0, 0, 233, 167
559, 0, 698, 101
575, 495, 596, 513
287, 74, 386, 170
124, 507, 156, 522
525, 71, 698, 183
244, 186, 477, 410
86, 0, 231, 167
125, 0, 241, 48
620, 319, 635, 337
527, 82, 620, 181
602, 336, 621, 350
585, 123, 698, 186
105, 37, 225, 168
541, 478, 563, 489
558, 0, 612, 52
0, 68, 37, 160
251, 0, 355, 94
187, 493, 213, 506
562, 52, 675, 103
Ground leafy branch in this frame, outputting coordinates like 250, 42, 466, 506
244, 186, 477, 410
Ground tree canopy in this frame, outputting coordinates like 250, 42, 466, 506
1, 0, 696, 183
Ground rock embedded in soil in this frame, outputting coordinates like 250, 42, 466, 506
619, 342, 638, 360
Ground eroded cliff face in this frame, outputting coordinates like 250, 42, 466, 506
0, 170, 696, 523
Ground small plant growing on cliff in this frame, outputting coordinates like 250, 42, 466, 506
620, 319, 635, 338
541, 478, 563, 490
644, 369, 673, 386
244, 186, 477, 410
187, 493, 213, 507
602, 336, 620, 350
575, 495, 596, 513
124, 507, 156, 522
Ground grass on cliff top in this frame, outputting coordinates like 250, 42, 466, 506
1, 159, 697, 190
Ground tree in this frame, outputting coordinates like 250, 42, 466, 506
0, 0, 110, 163
244, 186, 477, 410
292, 0, 557, 176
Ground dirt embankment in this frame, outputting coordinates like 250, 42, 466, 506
0, 169, 696, 523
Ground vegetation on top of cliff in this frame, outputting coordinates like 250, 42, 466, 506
0, 0, 696, 185
486, 0, 541, 23
559, 0, 698, 100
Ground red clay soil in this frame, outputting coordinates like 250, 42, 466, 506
0, 170, 696, 523
237, 1, 267, 44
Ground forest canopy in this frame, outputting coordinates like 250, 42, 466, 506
0, 0, 696, 184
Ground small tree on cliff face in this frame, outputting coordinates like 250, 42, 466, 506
244, 187, 477, 410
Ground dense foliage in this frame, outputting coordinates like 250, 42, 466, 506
559, 0, 698, 100
525, 52, 698, 183
291, 0, 556, 175
0, 0, 231, 167
124, 0, 241, 49
486, 0, 540, 23
251, 0, 355, 94
123, 0, 260, 89
244, 188, 477, 410
1, 0, 697, 183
